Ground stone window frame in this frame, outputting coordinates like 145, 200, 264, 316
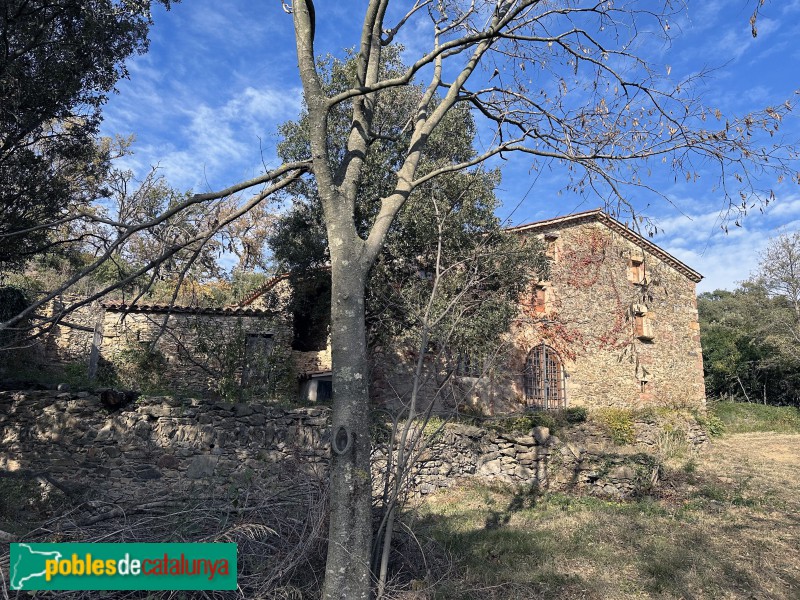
627, 255, 648, 285
632, 304, 654, 341
543, 232, 560, 262
532, 284, 547, 313
523, 344, 567, 410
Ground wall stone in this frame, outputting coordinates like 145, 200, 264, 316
506, 219, 706, 411
0, 392, 708, 507
39, 296, 102, 366
99, 306, 294, 398
369, 214, 707, 415
0, 391, 329, 505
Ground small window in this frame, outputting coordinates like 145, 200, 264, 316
533, 286, 547, 313
628, 257, 647, 284
456, 353, 483, 378
544, 233, 559, 261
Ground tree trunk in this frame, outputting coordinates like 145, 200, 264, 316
322, 258, 373, 600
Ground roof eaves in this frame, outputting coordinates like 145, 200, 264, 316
101, 302, 273, 317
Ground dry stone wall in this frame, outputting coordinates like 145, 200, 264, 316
39, 296, 102, 366
0, 391, 329, 505
1, 392, 708, 506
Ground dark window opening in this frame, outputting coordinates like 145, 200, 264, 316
301, 374, 332, 403
456, 353, 483, 378
291, 274, 331, 351
523, 344, 566, 410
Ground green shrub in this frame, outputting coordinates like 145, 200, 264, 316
493, 412, 556, 433
0, 286, 30, 321
597, 408, 636, 445
694, 411, 725, 437
118, 342, 168, 391
564, 406, 588, 424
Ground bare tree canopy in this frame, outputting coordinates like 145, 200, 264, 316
275, 2, 798, 597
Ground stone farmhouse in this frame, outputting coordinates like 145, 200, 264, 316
501, 208, 705, 412
370, 208, 705, 414
33, 209, 705, 412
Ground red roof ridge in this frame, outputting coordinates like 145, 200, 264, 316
234, 272, 291, 307
101, 302, 271, 316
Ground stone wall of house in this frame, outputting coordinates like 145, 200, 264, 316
294, 347, 332, 374
507, 220, 706, 411
368, 218, 706, 416
99, 308, 295, 399
40, 296, 103, 366
0, 391, 329, 505
0, 391, 708, 507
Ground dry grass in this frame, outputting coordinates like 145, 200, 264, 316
0, 470, 329, 599
415, 433, 800, 599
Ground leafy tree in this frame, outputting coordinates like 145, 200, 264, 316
270, 49, 546, 358
0, 0, 175, 268
699, 273, 800, 406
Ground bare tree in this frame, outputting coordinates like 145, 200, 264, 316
282, 2, 797, 597
757, 231, 800, 322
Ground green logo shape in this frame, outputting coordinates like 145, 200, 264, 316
10, 543, 237, 590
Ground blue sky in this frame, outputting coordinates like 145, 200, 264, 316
100, 1, 800, 293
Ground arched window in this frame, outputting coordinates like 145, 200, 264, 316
523, 344, 566, 410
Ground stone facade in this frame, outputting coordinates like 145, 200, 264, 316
98, 303, 295, 399
498, 210, 706, 412
30, 211, 705, 412
369, 210, 706, 414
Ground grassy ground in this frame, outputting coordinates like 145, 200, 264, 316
414, 405, 800, 599
709, 400, 800, 434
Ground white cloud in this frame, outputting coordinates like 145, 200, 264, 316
651, 194, 800, 292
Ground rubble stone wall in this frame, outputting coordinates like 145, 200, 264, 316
40, 296, 102, 366
98, 309, 295, 399
1, 392, 708, 506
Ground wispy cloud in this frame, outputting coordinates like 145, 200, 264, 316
652, 193, 800, 292
107, 84, 302, 192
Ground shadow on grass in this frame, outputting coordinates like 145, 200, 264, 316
416, 485, 799, 599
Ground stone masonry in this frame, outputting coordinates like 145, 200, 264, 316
0, 391, 708, 507
502, 209, 706, 411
